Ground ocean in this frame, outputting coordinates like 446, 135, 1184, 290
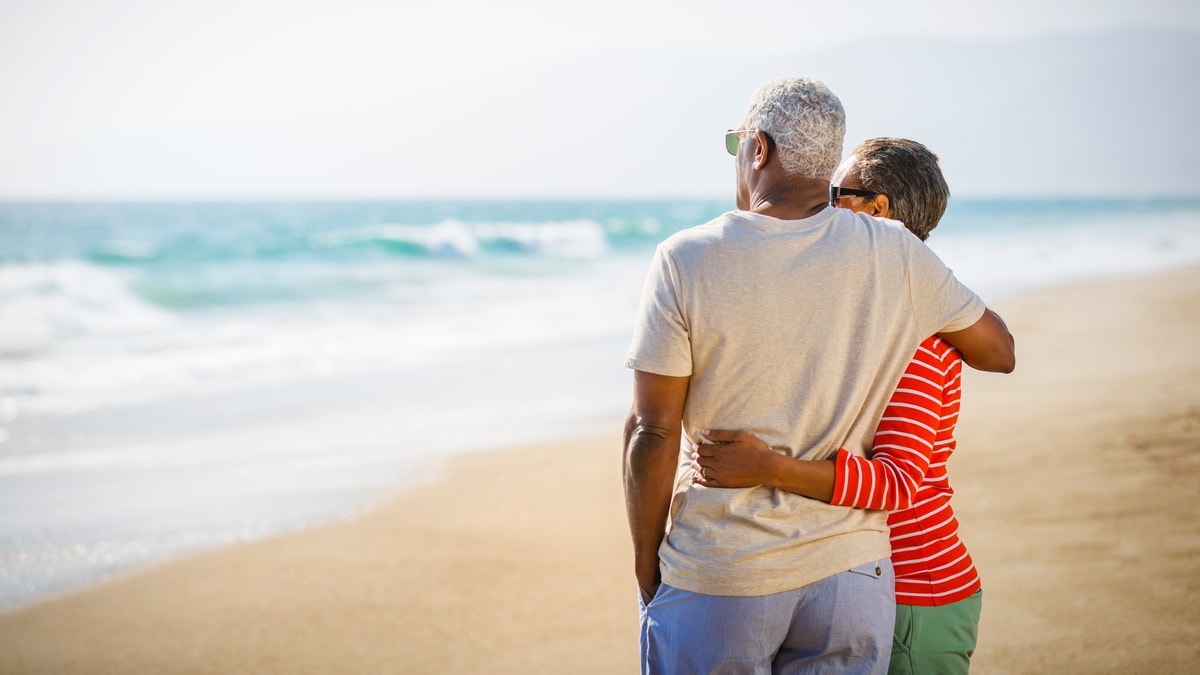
2, 198, 1199, 610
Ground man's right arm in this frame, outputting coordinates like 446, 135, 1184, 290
904, 235, 1015, 374
938, 308, 1016, 373
623, 370, 688, 604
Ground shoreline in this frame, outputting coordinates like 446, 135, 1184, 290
0, 332, 631, 613
1, 264, 1199, 673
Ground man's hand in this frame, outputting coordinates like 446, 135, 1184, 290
692, 429, 780, 488
638, 581, 659, 606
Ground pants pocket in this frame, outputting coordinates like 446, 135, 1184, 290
846, 559, 887, 579
890, 603, 915, 675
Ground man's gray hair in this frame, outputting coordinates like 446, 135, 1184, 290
741, 78, 845, 181
850, 138, 950, 241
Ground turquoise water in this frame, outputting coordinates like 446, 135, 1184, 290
2, 196, 1199, 427
0, 200, 709, 415
1, 198, 1199, 610
3, 198, 1196, 314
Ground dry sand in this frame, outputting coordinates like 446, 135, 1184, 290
1, 266, 1198, 674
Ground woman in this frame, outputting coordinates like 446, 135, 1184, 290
694, 137, 989, 675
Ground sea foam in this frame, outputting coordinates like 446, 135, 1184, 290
0, 261, 174, 357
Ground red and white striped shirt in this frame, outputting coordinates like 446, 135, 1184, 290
830, 335, 981, 606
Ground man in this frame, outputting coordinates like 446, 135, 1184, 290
623, 79, 1014, 674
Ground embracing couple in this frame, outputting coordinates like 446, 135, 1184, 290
623, 77, 1015, 675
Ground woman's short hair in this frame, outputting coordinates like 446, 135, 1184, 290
741, 78, 845, 182
850, 138, 950, 241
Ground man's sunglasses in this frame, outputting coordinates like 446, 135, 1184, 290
725, 129, 766, 156
829, 185, 880, 205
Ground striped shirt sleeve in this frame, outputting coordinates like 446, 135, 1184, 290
830, 339, 948, 511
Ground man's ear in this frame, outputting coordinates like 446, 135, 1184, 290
752, 130, 771, 170
870, 193, 891, 218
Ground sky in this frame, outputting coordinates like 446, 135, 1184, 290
1, 0, 1198, 199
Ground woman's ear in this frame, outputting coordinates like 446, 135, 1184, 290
870, 193, 891, 219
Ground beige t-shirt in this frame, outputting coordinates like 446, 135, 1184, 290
625, 207, 985, 596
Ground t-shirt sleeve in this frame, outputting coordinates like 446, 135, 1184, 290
905, 237, 986, 336
624, 244, 693, 376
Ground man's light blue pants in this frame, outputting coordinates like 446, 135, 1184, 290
639, 559, 895, 675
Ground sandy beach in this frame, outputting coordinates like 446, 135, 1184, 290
1, 265, 1198, 674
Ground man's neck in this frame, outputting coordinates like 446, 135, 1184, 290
746, 179, 829, 221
